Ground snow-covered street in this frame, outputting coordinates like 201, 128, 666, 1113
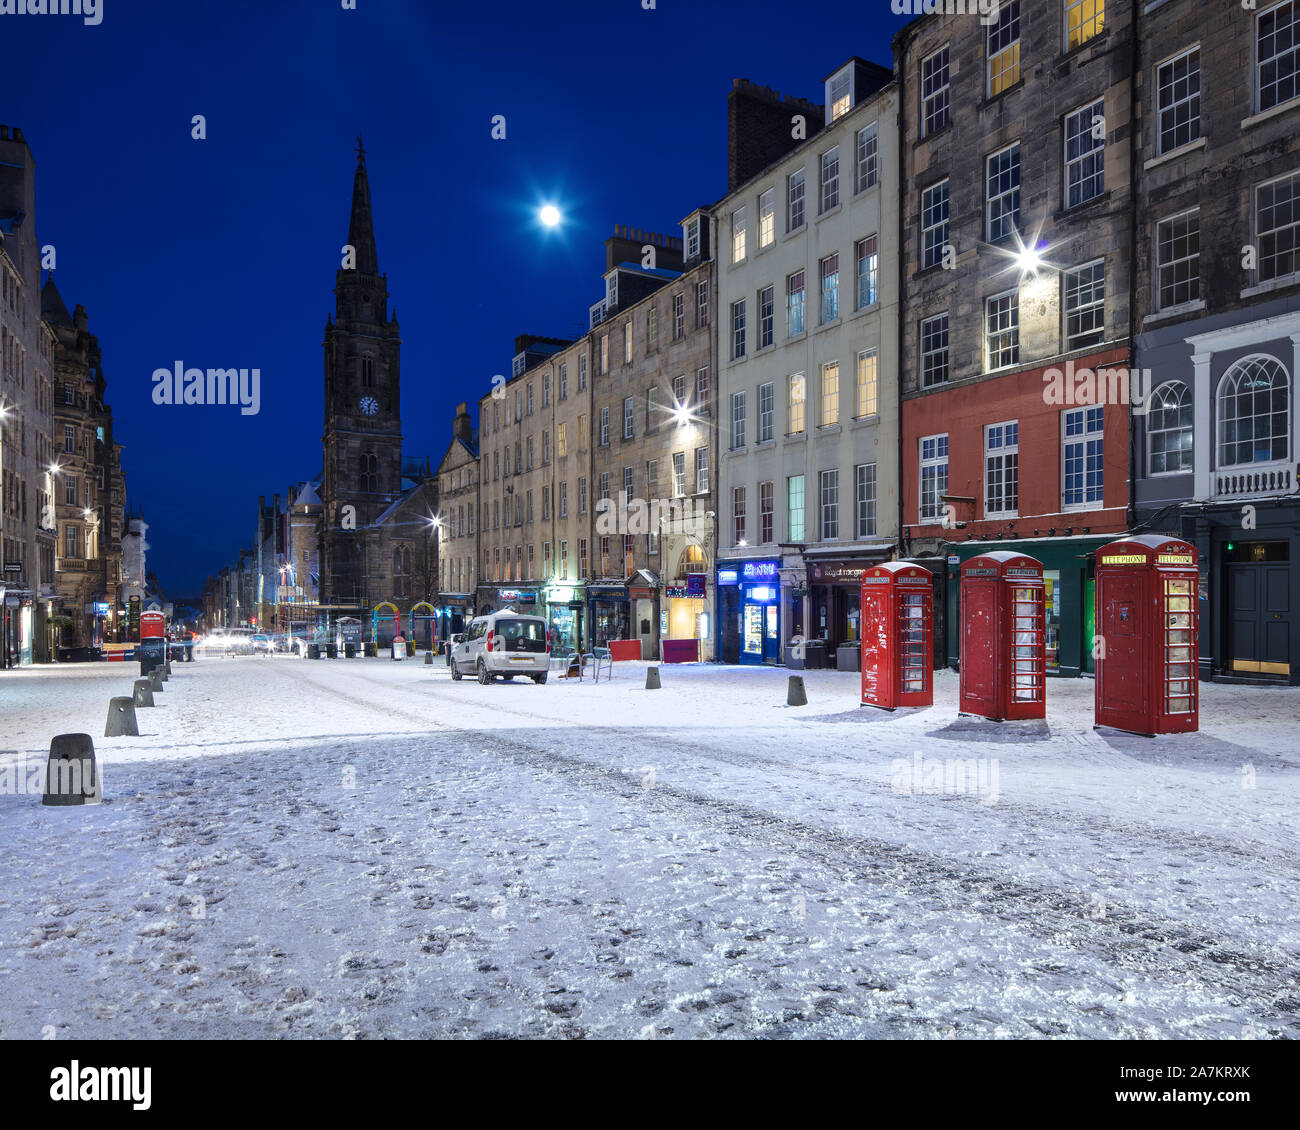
1, 656, 1297, 1039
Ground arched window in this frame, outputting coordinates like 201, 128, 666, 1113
1147, 382, 1193, 474
1217, 355, 1290, 467
678, 543, 706, 578
361, 451, 378, 492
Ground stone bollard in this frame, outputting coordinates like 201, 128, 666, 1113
44, 733, 102, 806
645, 666, 661, 690
133, 679, 155, 708
424, 651, 433, 665
149, 670, 164, 693
105, 697, 140, 738
787, 675, 808, 707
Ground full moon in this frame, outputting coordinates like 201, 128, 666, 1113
539, 204, 561, 228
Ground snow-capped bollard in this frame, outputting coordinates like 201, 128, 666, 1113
104, 697, 139, 738
149, 669, 164, 693
645, 666, 661, 690
424, 651, 433, 665
43, 733, 101, 806
133, 679, 155, 708
787, 675, 807, 706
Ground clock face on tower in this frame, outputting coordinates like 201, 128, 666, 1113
359, 395, 379, 417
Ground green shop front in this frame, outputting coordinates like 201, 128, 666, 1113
944, 536, 1111, 678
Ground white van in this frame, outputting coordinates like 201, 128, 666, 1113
450, 611, 550, 684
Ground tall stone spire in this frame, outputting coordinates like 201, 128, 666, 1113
346, 134, 379, 277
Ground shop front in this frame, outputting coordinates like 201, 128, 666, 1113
944, 535, 1112, 678
662, 571, 709, 662
805, 552, 890, 659
589, 584, 630, 648
2, 590, 35, 668
717, 558, 781, 665
436, 593, 474, 643
544, 583, 586, 653
496, 586, 542, 614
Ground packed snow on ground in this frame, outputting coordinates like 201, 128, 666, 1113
0, 653, 1297, 1039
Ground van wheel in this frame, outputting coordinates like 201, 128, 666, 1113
477, 660, 494, 685
533, 673, 547, 685
450, 659, 462, 681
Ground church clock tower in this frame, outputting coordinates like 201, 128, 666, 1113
320, 138, 404, 608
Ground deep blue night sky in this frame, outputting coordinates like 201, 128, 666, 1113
5, 0, 908, 594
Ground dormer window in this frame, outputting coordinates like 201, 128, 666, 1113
512, 354, 526, 377
606, 274, 618, 308
827, 67, 853, 121
684, 216, 701, 260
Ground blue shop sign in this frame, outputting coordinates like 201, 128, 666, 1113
742, 561, 779, 582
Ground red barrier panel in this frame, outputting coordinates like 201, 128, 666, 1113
608, 639, 642, 662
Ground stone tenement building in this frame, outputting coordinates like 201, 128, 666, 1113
43, 281, 126, 651
715, 58, 898, 666
434, 401, 479, 635
588, 222, 716, 661
0, 123, 57, 666
1131, 0, 1300, 684
895, 1, 1136, 677
473, 221, 720, 660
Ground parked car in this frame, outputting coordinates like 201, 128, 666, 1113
450, 612, 549, 684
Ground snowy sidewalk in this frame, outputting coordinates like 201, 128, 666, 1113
1, 656, 1297, 1038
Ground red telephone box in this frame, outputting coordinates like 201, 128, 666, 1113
861, 562, 933, 710
139, 611, 166, 640
1095, 535, 1199, 736
959, 552, 1046, 721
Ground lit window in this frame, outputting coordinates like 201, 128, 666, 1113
731, 207, 747, 263
856, 350, 878, 419
987, 0, 1021, 96
1065, 0, 1105, 50
820, 362, 840, 427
